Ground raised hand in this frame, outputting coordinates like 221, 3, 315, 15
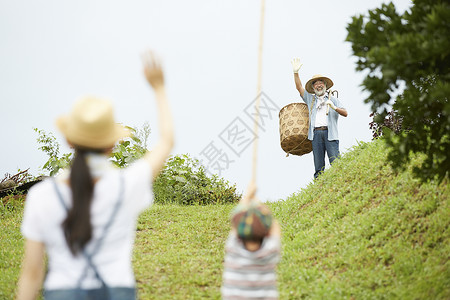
291, 58, 303, 73
142, 51, 164, 90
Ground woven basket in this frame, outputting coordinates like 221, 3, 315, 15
279, 103, 312, 156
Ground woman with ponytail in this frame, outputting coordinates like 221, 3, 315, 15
17, 51, 174, 300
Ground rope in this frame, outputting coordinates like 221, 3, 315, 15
251, 0, 265, 184
285, 135, 309, 157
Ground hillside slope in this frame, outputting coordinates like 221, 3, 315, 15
1, 139, 448, 299
271, 138, 449, 299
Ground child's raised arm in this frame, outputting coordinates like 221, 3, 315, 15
239, 180, 257, 206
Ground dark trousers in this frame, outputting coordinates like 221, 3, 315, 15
312, 129, 339, 178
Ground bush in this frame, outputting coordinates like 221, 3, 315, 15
34, 127, 241, 205
110, 124, 150, 168
153, 154, 241, 205
34, 128, 72, 176
35, 123, 150, 174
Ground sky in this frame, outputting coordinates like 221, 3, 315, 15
0, 0, 412, 201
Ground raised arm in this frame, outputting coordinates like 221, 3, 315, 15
268, 219, 281, 237
291, 58, 305, 98
239, 180, 257, 206
16, 240, 45, 300
141, 51, 175, 180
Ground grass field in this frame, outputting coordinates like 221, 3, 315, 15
1, 139, 449, 299
272, 140, 449, 299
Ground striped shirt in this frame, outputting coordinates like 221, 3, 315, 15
221, 234, 281, 300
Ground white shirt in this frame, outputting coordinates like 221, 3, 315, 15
314, 95, 328, 127
21, 158, 153, 290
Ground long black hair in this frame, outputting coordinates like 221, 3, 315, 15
63, 147, 102, 255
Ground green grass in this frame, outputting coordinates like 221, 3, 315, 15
0, 196, 26, 299
133, 204, 233, 299
1, 138, 449, 299
271, 140, 449, 299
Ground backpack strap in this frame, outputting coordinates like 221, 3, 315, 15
52, 172, 125, 290
309, 94, 316, 117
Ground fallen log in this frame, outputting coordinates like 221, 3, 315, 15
0, 178, 46, 199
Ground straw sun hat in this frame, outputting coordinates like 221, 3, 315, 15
305, 74, 334, 94
56, 96, 130, 149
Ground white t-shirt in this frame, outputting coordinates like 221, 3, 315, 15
21, 158, 153, 290
314, 95, 328, 127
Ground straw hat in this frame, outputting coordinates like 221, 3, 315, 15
56, 96, 130, 149
305, 74, 334, 94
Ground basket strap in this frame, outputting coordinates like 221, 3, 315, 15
310, 95, 315, 118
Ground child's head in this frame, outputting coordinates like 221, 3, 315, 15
231, 203, 273, 242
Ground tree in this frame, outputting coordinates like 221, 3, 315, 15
369, 110, 404, 139
346, 0, 450, 181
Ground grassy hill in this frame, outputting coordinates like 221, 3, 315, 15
1, 138, 448, 299
271, 139, 449, 299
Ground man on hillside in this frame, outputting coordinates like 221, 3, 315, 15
291, 58, 348, 179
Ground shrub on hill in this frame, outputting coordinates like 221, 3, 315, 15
153, 154, 241, 205
33, 127, 241, 205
